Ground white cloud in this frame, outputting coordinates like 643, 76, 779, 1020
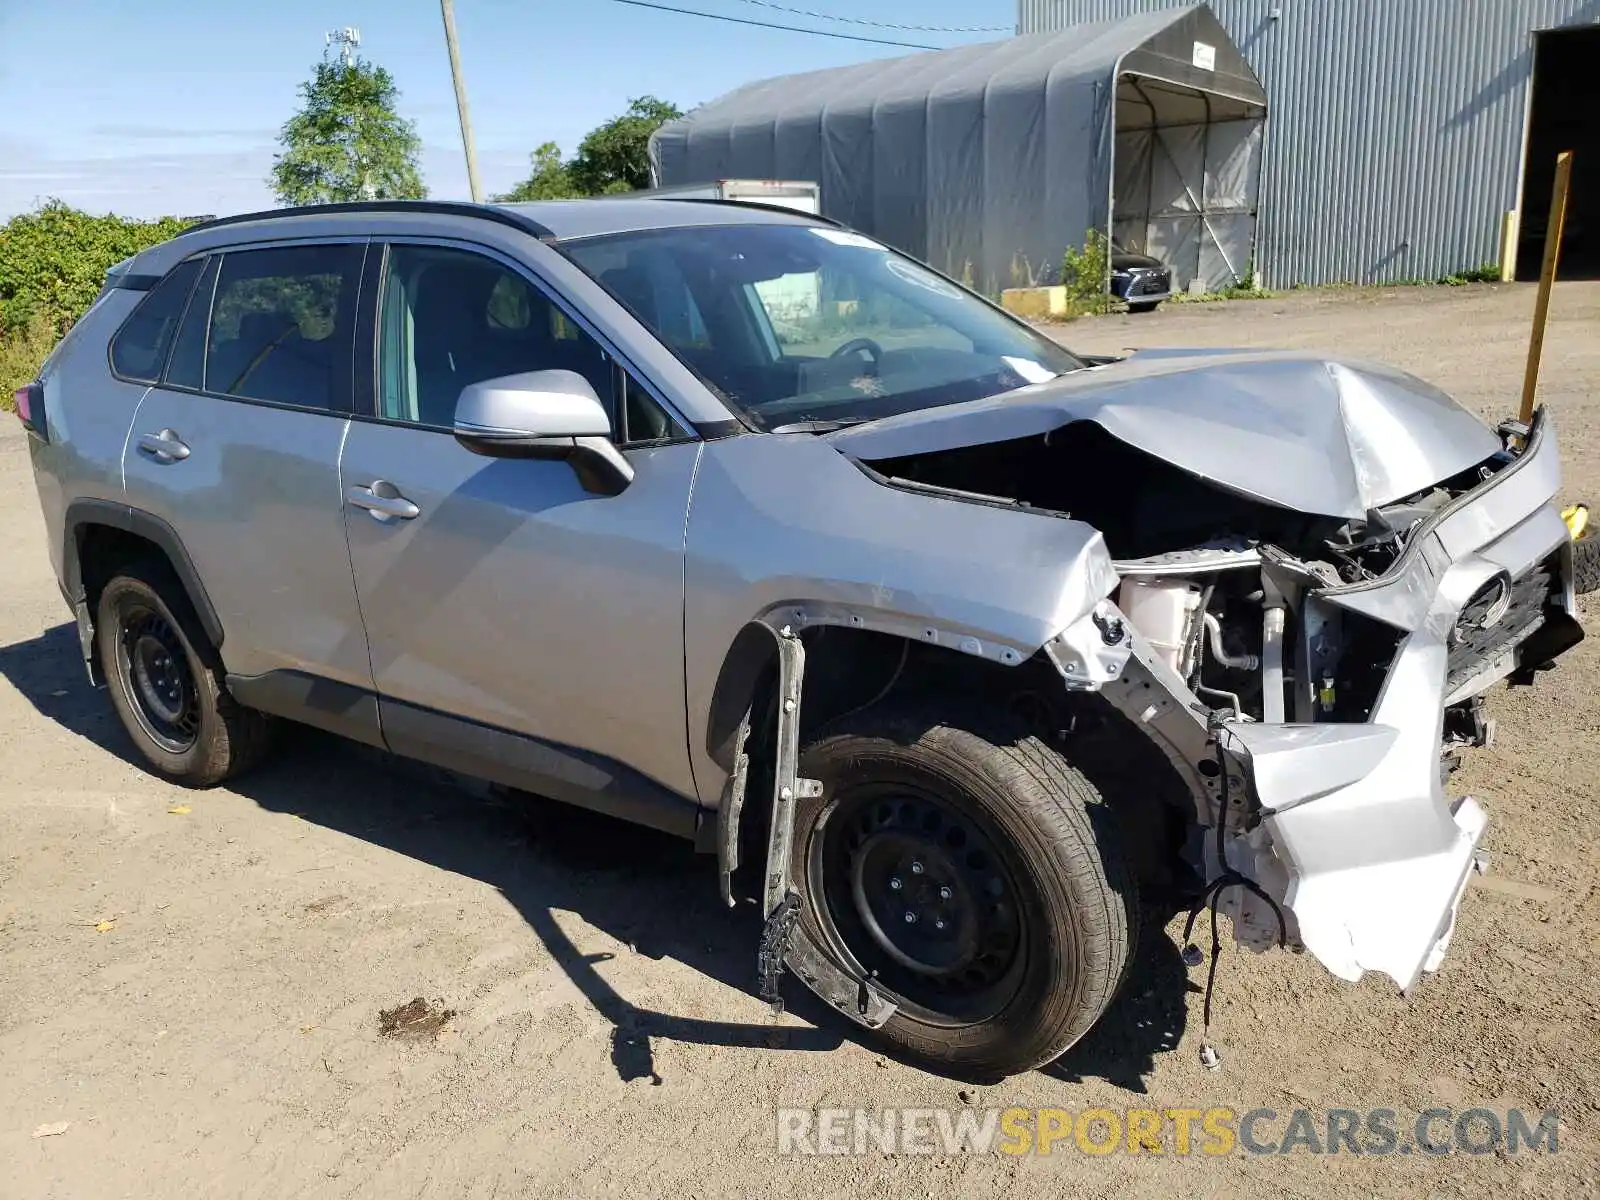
88, 123, 280, 142
0, 134, 537, 219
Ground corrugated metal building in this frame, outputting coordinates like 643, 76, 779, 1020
1020, 0, 1600, 287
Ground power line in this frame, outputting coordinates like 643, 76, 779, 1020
731, 0, 1009, 33
603, 0, 944, 50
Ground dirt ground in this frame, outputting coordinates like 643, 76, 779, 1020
2, 282, 1597, 1199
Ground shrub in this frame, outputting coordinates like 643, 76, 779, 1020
0, 201, 197, 409
0, 201, 196, 337
1061, 231, 1111, 315
0, 313, 58, 405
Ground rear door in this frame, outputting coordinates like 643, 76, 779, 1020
121, 239, 376, 717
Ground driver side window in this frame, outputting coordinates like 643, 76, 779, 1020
378, 245, 615, 428
376, 244, 686, 443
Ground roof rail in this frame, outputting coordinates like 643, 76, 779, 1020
180, 200, 557, 242
662, 196, 848, 228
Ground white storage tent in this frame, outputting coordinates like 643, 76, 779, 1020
649, 4, 1267, 294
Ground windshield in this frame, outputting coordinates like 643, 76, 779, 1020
561, 223, 1083, 430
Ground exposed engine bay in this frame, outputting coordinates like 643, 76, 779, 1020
863, 419, 1570, 730
835, 367, 1584, 993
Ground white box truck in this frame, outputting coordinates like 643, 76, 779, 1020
633, 179, 821, 215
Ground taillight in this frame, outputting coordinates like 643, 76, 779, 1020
14, 382, 47, 442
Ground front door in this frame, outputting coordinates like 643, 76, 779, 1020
338, 242, 702, 822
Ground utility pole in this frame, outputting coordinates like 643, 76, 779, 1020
439, 0, 483, 202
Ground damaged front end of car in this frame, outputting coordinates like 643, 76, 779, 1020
833, 351, 1583, 993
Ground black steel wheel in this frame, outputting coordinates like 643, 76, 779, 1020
115, 604, 200, 754
809, 783, 1026, 1025
790, 700, 1138, 1078
97, 560, 273, 786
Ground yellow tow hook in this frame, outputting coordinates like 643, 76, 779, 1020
1563, 503, 1589, 542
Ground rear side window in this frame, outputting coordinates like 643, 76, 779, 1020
205, 243, 363, 412
108, 258, 203, 382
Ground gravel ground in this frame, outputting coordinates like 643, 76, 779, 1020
1, 282, 1596, 1198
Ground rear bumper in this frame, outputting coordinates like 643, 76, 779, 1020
1221, 410, 1576, 988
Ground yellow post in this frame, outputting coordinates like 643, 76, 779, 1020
1499, 209, 1519, 282
1520, 151, 1574, 424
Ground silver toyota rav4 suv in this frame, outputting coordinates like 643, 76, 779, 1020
19, 198, 1583, 1078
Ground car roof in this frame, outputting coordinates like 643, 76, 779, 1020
176, 196, 823, 245
500, 197, 825, 239
125, 196, 829, 277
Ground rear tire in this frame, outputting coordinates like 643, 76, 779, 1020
97, 561, 273, 786
1575, 535, 1599, 596
790, 701, 1137, 1078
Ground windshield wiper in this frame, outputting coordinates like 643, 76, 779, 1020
767, 417, 872, 434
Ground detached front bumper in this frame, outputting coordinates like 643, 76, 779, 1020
1235, 410, 1576, 987
1049, 410, 1578, 990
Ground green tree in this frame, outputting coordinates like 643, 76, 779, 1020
269, 52, 425, 206
568, 96, 683, 195
496, 142, 581, 202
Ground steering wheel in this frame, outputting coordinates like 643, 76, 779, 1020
829, 337, 885, 373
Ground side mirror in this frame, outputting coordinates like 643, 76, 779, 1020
453, 369, 634, 495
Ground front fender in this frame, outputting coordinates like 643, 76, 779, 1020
683, 433, 1120, 806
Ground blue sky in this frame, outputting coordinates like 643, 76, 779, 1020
0, 0, 1016, 220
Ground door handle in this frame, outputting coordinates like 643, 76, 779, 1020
136, 429, 191, 462
346, 481, 420, 521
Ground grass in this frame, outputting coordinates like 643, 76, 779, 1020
0, 316, 60, 410
1171, 283, 1276, 304
1393, 262, 1503, 287
1438, 263, 1504, 285
1301, 263, 1505, 290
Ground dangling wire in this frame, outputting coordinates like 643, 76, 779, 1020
1182, 722, 1289, 1068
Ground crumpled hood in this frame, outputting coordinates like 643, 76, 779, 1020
830, 349, 1501, 519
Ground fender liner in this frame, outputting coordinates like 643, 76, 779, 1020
64, 498, 226, 651
703, 602, 1042, 782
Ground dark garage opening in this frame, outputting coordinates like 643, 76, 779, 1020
1518, 25, 1600, 280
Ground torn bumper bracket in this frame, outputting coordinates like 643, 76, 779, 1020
754, 626, 811, 1012
737, 625, 899, 1027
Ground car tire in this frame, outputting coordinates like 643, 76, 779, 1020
1127, 301, 1160, 314
790, 701, 1137, 1078
97, 560, 273, 787
1575, 535, 1599, 596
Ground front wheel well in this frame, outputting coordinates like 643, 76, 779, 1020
714, 622, 1199, 905
705, 622, 1062, 775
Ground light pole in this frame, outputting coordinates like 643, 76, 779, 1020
439, 0, 483, 202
